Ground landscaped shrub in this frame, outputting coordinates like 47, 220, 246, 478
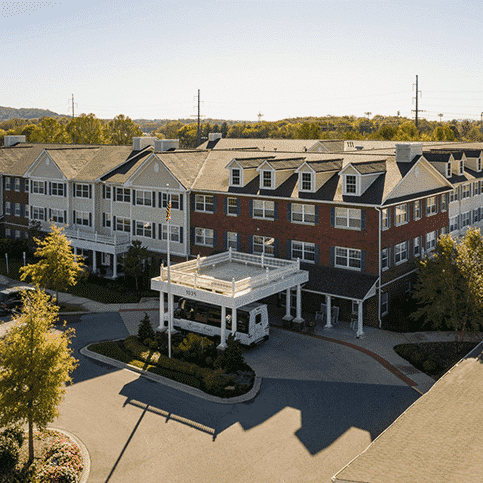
138, 312, 155, 342
2, 425, 24, 448
214, 335, 246, 374
36, 463, 79, 483
176, 333, 217, 365
89, 341, 131, 364
0, 432, 20, 475
143, 337, 154, 347
201, 369, 234, 395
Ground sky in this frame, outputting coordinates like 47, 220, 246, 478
0, 0, 482, 122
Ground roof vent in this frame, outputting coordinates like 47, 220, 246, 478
355, 146, 363, 150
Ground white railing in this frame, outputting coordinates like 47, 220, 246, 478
63, 228, 130, 247
158, 249, 301, 296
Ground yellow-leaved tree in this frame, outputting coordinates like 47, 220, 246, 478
0, 288, 78, 463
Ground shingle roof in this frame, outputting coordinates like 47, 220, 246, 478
332, 342, 483, 483
352, 160, 387, 175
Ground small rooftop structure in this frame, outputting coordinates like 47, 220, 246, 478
151, 249, 309, 309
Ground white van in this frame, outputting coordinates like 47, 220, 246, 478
169, 298, 269, 346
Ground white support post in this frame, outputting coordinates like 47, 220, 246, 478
218, 305, 227, 350
293, 284, 304, 325
167, 291, 176, 336
356, 300, 365, 338
231, 306, 237, 336
92, 250, 97, 273
113, 253, 117, 279
324, 295, 333, 329
158, 292, 167, 331
282, 287, 293, 322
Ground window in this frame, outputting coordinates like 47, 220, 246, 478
478, 158, 482, 171
195, 194, 214, 213
227, 197, 238, 216
162, 193, 180, 210
5, 177, 10, 190
291, 203, 315, 224
413, 200, 422, 220
441, 193, 448, 212
14, 178, 20, 191
395, 204, 408, 225
195, 227, 214, 246
300, 172, 313, 191
103, 213, 111, 228
291, 241, 315, 263
116, 216, 130, 232
51, 209, 65, 224
450, 188, 458, 202
253, 235, 275, 257
15, 230, 20, 239
426, 231, 437, 251
474, 208, 481, 223
413, 237, 421, 257
261, 170, 273, 189
75, 183, 90, 198
458, 160, 464, 175
226, 232, 238, 250
115, 187, 130, 203
352, 301, 359, 315
103, 186, 111, 199
345, 175, 357, 194
5, 228, 10, 237
75, 211, 90, 226
31, 206, 45, 221
474, 182, 480, 196
335, 247, 362, 270
450, 216, 459, 232
136, 221, 152, 238
51, 182, 65, 197
136, 190, 152, 206
160, 224, 180, 242
5, 202, 11, 215
381, 292, 389, 315
253, 200, 275, 220
426, 197, 437, 216
382, 208, 391, 230
25, 179, 29, 193
446, 162, 452, 178
334, 207, 361, 229
230, 168, 241, 186
461, 211, 471, 228
461, 184, 471, 199
381, 248, 389, 270
31, 181, 45, 194
394, 241, 408, 264
15, 203, 21, 216
101, 253, 111, 266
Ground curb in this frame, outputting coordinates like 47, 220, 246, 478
80, 344, 262, 405
47, 427, 90, 483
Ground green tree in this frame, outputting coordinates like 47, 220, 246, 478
66, 113, 104, 144
20, 224, 85, 301
104, 114, 143, 145
395, 121, 420, 141
0, 288, 77, 463
431, 125, 456, 141
412, 228, 483, 343
138, 312, 155, 342
37, 117, 70, 143
122, 240, 148, 291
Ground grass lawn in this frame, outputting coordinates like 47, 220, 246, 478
394, 340, 482, 380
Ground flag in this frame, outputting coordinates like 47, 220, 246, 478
166, 200, 171, 222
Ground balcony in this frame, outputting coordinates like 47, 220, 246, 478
63, 227, 131, 255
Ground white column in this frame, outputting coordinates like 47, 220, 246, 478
324, 295, 332, 329
92, 250, 97, 273
293, 284, 304, 324
167, 292, 176, 334
282, 287, 293, 321
218, 305, 227, 350
158, 292, 166, 331
113, 253, 117, 279
231, 307, 237, 336
356, 300, 364, 338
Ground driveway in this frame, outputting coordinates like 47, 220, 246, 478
54, 312, 419, 483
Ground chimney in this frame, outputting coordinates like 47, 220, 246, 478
4, 135, 26, 147
396, 143, 423, 162
154, 139, 179, 152
132, 137, 156, 151
208, 133, 222, 142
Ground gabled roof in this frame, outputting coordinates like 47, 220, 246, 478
295, 159, 343, 173
352, 160, 387, 175
333, 343, 483, 483
257, 157, 306, 171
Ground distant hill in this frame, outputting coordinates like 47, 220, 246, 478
0, 106, 60, 120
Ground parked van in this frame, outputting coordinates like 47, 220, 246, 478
170, 298, 269, 346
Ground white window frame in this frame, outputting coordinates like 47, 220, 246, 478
253, 235, 275, 257
5, 228, 10, 237
413, 237, 421, 257
135, 221, 152, 238
195, 194, 214, 213
382, 208, 391, 230
334, 207, 361, 230
51, 208, 65, 224
426, 231, 437, 251
5, 202, 11, 215
413, 200, 421, 220
344, 174, 358, 195
426, 196, 437, 216
75, 183, 90, 198
446, 162, 452, 178
227, 231, 238, 250
116, 216, 130, 232
227, 197, 238, 216
253, 200, 275, 220
461, 184, 471, 200
291, 241, 315, 263
478, 158, 482, 172
395, 204, 408, 225
75, 211, 90, 226
5, 177, 11, 190
160, 224, 181, 243
230, 168, 241, 186
450, 188, 458, 202
440, 193, 448, 212
260, 170, 274, 189
450, 216, 459, 232
195, 227, 214, 246
103, 213, 112, 228
51, 182, 65, 197
461, 211, 471, 228
335, 247, 362, 271
381, 292, 389, 315
115, 187, 130, 203
458, 160, 464, 176
291, 203, 315, 224
31, 206, 45, 221
381, 248, 389, 271
299, 172, 314, 192
101, 253, 111, 266
162, 193, 180, 209
136, 190, 152, 206
14, 203, 21, 216
31, 180, 45, 194
394, 241, 408, 265
14, 178, 20, 192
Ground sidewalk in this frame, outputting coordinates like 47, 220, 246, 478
1, 274, 477, 395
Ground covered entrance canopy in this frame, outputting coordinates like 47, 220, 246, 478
151, 249, 309, 348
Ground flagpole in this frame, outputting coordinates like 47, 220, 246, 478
166, 184, 172, 359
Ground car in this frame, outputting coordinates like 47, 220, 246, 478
0, 286, 35, 315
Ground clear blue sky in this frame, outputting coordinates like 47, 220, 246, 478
1, 0, 481, 122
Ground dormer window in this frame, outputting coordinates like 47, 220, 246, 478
300, 172, 314, 192
261, 170, 274, 189
345, 174, 358, 195
446, 162, 452, 178
478, 158, 482, 172
458, 160, 464, 176
230, 168, 241, 186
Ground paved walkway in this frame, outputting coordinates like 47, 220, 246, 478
0, 274, 480, 395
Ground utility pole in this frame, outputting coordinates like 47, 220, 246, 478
68, 93, 76, 118
197, 89, 201, 147
412, 75, 423, 129
438, 113, 444, 122
257, 112, 264, 123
